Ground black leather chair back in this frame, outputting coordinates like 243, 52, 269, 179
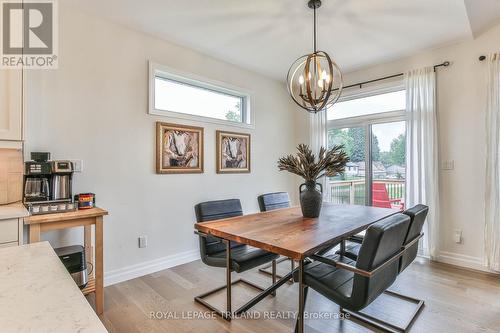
400, 204, 429, 272
351, 213, 410, 309
195, 199, 244, 255
257, 192, 290, 212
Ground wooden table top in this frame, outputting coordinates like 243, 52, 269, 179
24, 207, 108, 224
195, 203, 397, 260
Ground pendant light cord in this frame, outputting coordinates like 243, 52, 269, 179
313, 6, 317, 53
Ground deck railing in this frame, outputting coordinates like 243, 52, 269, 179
329, 179, 405, 205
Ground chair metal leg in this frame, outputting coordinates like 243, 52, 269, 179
194, 278, 265, 321
194, 240, 266, 321
386, 290, 425, 331
341, 290, 425, 332
258, 256, 294, 284
234, 266, 298, 316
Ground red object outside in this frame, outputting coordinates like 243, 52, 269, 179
372, 182, 404, 211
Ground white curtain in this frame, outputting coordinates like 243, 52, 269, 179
309, 111, 330, 201
405, 67, 440, 259
485, 52, 500, 271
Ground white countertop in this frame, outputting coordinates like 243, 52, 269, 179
0, 242, 107, 333
0, 201, 29, 219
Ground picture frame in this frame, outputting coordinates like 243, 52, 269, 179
216, 130, 251, 173
156, 122, 204, 174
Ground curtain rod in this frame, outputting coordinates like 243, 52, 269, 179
341, 61, 450, 90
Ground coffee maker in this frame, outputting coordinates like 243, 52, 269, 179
24, 152, 76, 214
24, 152, 53, 203
51, 161, 73, 201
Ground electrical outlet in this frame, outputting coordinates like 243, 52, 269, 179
70, 159, 83, 172
139, 236, 148, 248
442, 160, 455, 170
454, 229, 462, 244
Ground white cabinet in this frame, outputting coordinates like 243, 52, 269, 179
0, 70, 23, 141
0, 202, 28, 247
0, 218, 20, 244
0, 217, 23, 247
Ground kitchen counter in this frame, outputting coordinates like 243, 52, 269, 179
0, 201, 28, 219
0, 241, 107, 332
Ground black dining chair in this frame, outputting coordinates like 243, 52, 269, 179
257, 192, 295, 284
342, 204, 429, 268
258, 192, 291, 212
397, 204, 429, 273
295, 213, 412, 332
193, 199, 279, 321
335, 204, 429, 331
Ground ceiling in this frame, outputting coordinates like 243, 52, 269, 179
65, 0, 500, 80
464, 0, 500, 37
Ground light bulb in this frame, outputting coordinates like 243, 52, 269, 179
318, 79, 323, 88
298, 75, 304, 85
321, 70, 327, 80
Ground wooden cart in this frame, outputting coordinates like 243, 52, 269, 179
25, 208, 108, 315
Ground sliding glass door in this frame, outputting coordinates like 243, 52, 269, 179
371, 121, 406, 210
326, 88, 407, 208
328, 127, 366, 205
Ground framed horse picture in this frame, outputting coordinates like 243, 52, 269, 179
156, 122, 204, 174
216, 130, 251, 174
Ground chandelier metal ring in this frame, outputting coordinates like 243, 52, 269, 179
286, 0, 343, 113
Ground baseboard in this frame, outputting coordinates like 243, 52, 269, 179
435, 251, 494, 273
104, 249, 200, 286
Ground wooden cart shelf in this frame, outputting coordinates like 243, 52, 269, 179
82, 277, 96, 296
25, 207, 108, 315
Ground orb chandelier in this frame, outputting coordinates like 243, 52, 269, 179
287, 0, 343, 113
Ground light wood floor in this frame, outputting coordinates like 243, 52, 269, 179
87, 257, 500, 333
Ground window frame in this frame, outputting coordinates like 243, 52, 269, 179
327, 84, 407, 206
328, 84, 407, 129
148, 61, 254, 129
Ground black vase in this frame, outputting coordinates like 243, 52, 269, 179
299, 180, 323, 218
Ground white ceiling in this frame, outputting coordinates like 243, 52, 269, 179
65, 0, 500, 79
464, 0, 500, 37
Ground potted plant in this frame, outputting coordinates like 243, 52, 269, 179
278, 144, 349, 218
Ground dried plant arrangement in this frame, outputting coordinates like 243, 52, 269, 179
277, 144, 349, 182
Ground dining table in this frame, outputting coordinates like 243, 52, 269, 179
194, 202, 397, 333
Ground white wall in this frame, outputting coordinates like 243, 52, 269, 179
25, 4, 297, 283
295, 23, 500, 271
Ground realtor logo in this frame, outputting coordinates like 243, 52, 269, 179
1, 0, 58, 69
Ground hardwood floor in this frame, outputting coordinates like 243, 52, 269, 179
88, 257, 500, 333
